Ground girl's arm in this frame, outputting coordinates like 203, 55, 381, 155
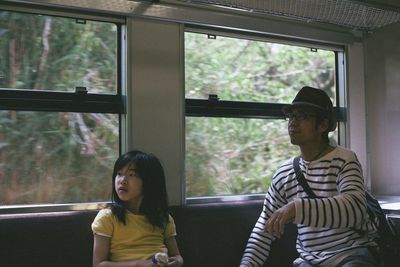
165, 236, 184, 267
93, 234, 155, 267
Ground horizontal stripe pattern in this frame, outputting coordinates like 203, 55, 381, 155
240, 146, 377, 267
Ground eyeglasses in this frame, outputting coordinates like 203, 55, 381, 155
284, 112, 316, 121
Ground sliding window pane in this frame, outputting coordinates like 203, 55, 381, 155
185, 32, 336, 103
186, 117, 297, 197
186, 117, 338, 197
0, 11, 117, 93
0, 111, 118, 205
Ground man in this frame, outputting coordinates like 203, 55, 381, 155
240, 86, 378, 267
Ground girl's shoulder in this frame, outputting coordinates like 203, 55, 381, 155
92, 208, 116, 236
95, 207, 114, 220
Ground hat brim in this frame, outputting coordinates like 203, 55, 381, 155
283, 102, 327, 113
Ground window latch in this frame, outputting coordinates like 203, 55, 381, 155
75, 86, 88, 95
208, 94, 219, 102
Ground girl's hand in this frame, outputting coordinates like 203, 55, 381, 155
166, 256, 183, 267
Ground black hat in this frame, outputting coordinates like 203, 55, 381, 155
283, 86, 337, 131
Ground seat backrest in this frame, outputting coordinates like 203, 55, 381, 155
0, 201, 299, 267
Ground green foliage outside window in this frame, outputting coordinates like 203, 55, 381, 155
0, 11, 117, 91
0, 11, 118, 205
0, 11, 338, 204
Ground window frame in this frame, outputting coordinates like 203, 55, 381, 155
0, 89, 124, 114
184, 27, 347, 203
0, 7, 126, 213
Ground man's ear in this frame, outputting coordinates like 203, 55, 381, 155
318, 118, 330, 133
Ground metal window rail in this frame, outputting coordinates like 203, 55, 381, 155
186, 96, 345, 121
0, 89, 125, 114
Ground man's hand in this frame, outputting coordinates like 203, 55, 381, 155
265, 201, 296, 238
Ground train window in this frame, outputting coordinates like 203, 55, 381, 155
0, 11, 122, 207
185, 31, 338, 198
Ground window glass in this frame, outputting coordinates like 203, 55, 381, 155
0, 111, 118, 205
186, 118, 296, 197
185, 31, 337, 198
0, 11, 117, 93
185, 32, 336, 103
0, 11, 120, 207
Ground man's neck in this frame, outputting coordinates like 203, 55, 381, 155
300, 142, 330, 161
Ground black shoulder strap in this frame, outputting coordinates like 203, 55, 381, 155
293, 156, 318, 198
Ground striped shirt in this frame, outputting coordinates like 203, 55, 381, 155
240, 146, 377, 267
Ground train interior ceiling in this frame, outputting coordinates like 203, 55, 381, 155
1, 0, 400, 266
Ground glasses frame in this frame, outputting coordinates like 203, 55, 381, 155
284, 111, 317, 121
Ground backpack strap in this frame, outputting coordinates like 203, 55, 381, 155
293, 156, 318, 198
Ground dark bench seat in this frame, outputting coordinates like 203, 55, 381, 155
0, 200, 298, 267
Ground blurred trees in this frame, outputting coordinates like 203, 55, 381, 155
0, 11, 336, 204
0, 11, 118, 205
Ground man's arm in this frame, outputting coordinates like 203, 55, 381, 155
240, 181, 289, 267
265, 201, 295, 238
293, 155, 367, 229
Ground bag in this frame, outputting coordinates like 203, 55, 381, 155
364, 191, 400, 267
293, 156, 400, 267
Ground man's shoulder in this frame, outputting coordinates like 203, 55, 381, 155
332, 146, 357, 158
272, 157, 295, 181
326, 146, 361, 168
277, 157, 294, 170
334, 145, 352, 153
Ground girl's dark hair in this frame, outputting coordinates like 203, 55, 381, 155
110, 150, 169, 229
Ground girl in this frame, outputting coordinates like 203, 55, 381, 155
92, 150, 184, 267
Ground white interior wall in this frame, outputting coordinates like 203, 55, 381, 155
347, 42, 369, 187
364, 22, 400, 195
127, 18, 185, 205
